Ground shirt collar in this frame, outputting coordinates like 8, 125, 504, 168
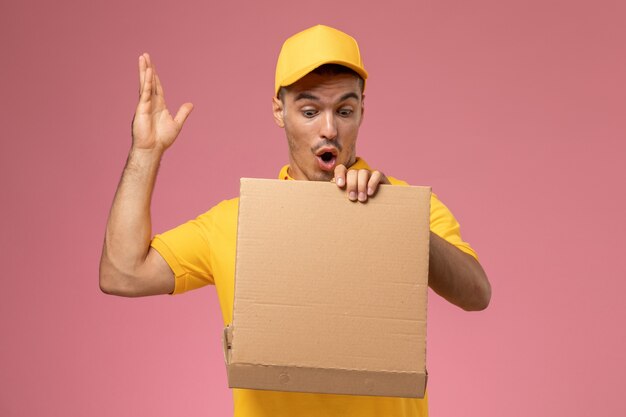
278, 157, 371, 180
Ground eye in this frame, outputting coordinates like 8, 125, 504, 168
302, 109, 318, 118
338, 108, 353, 117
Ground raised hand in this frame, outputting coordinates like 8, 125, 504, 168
131, 53, 193, 152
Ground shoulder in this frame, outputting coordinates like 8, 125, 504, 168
164, 197, 239, 240
195, 197, 239, 223
385, 175, 453, 217
386, 175, 409, 186
386, 176, 447, 214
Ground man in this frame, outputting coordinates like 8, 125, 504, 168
100, 24, 491, 417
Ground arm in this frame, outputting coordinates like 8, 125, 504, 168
99, 53, 193, 297
428, 232, 491, 311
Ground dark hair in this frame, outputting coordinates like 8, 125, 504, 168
278, 64, 365, 101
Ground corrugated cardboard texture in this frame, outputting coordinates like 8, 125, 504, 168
226, 178, 431, 397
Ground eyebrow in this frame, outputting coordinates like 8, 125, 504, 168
339, 92, 360, 102
294, 92, 361, 102
294, 92, 319, 102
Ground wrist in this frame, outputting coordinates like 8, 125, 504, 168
129, 145, 165, 160
126, 146, 164, 173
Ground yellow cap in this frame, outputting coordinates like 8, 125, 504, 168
275, 25, 368, 96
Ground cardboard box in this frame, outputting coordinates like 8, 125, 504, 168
223, 178, 431, 398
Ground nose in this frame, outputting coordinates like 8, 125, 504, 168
319, 110, 338, 141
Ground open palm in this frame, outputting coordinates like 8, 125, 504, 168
132, 53, 193, 152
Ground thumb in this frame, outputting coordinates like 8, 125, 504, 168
174, 103, 194, 126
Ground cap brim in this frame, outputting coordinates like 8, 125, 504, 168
277, 60, 368, 95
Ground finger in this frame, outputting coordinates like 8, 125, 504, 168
367, 171, 383, 196
142, 53, 156, 96
138, 54, 147, 95
334, 164, 347, 187
357, 169, 369, 202
174, 103, 194, 126
346, 169, 358, 201
139, 67, 153, 103
155, 73, 165, 97
151, 64, 157, 96
144, 52, 152, 69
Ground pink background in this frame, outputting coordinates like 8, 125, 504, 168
2, 0, 625, 416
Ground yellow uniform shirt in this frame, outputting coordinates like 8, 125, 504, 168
151, 158, 477, 417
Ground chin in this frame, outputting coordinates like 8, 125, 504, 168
300, 165, 333, 182
309, 170, 334, 182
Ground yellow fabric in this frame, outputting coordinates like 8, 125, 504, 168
150, 157, 478, 417
275, 24, 368, 96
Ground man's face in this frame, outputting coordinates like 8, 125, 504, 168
273, 72, 364, 181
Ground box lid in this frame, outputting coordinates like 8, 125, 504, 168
225, 178, 431, 398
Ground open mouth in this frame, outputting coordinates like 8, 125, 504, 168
315, 148, 338, 171
320, 152, 334, 163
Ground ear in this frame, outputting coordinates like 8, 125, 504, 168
358, 93, 365, 126
272, 96, 285, 128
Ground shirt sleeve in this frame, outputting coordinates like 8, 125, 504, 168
387, 176, 478, 260
430, 193, 478, 260
150, 211, 216, 294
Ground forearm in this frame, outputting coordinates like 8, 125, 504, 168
99, 148, 163, 293
428, 232, 491, 311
